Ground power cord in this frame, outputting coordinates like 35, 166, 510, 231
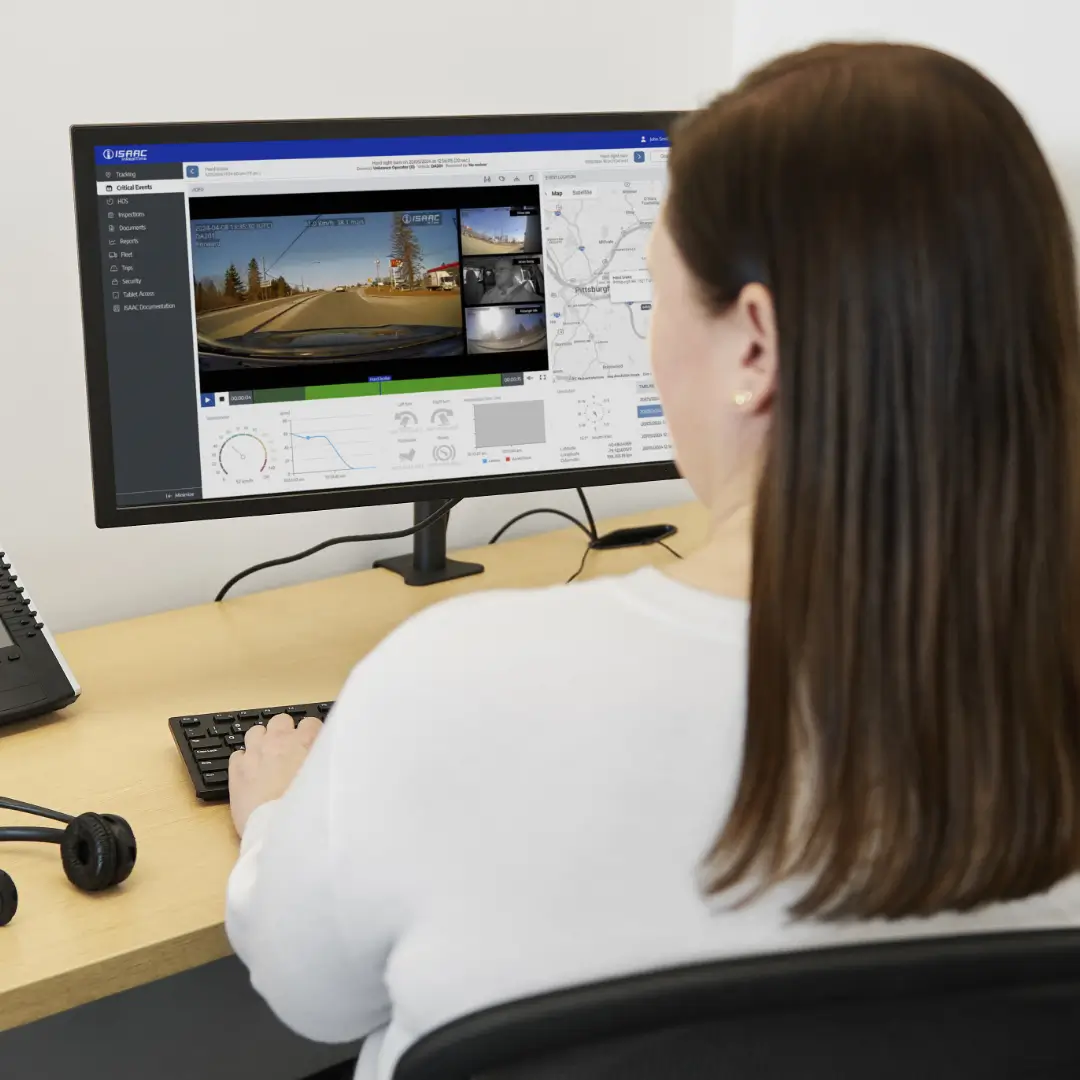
488, 488, 683, 585
566, 535, 683, 585
214, 499, 463, 602
487, 488, 598, 545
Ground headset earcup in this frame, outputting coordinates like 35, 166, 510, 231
61, 813, 118, 892
0, 869, 17, 926
100, 814, 137, 886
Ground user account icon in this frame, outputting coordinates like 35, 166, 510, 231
186, 165, 200, 178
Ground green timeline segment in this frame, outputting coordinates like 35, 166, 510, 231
253, 373, 503, 404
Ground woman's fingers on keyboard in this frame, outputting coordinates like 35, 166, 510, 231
265, 712, 294, 736
244, 722, 266, 749
296, 715, 323, 747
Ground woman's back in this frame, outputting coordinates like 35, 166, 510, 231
227, 571, 1080, 1079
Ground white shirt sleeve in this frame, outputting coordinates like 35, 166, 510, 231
224, 685, 399, 1044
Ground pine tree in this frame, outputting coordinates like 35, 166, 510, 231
246, 258, 262, 302
389, 215, 424, 288
223, 263, 244, 301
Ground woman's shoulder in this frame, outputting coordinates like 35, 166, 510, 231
354, 568, 748, 689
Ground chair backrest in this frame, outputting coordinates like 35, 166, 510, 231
393, 930, 1080, 1080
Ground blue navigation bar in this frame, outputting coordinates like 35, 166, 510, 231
95, 130, 670, 166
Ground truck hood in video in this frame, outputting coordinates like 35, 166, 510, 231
198, 325, 463, 367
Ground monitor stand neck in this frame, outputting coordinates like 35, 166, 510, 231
373, 500, 485, 587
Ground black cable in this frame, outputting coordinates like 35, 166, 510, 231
566, 544, 592, 584
576, 487, 598, 540
567, 533, 682, 586
0, 827, 66, 844
214, 498, 463, 602
488, 508, 592, 545
0, 796, 74, 824
488, 489, 598, 546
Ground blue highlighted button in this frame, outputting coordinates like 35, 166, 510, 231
200, 392, 215, 407
637, 404, 664, 418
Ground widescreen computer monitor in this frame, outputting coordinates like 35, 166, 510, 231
70, 113, 680, 542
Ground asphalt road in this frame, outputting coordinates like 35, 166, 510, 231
461, 237, 527, 256
198, 289, 461, 339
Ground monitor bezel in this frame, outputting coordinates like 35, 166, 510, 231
71, 111, 682, 528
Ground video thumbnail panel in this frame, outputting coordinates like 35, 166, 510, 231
466, 305, 547, 355
462, 255, 545, 307
460, 206, 541, 256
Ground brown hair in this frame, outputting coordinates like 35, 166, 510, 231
666, 43, 1080, 920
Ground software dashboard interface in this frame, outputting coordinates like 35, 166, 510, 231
89, 127, 672, 507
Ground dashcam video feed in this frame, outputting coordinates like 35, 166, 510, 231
466, 305, 547, 354
191, 211, 463, 370
462, 256, 545, 307
460, 207, 541, 256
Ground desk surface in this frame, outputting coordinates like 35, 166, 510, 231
0, 501, 705, 1031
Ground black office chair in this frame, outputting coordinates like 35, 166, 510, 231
393, 930, 1080, 1079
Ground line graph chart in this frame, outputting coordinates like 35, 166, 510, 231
286, 415, 376, 475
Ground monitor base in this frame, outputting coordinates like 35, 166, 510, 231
373, 499, 485, 588
373, 552, 485, 588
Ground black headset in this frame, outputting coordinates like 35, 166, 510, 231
0, 796, 137, 926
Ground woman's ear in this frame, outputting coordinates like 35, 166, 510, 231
730, 283, 778, 413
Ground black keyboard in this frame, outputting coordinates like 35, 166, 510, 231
168, 702, 334, 801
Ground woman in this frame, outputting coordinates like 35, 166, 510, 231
225, 42, 1080, 1078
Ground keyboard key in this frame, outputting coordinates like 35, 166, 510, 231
238, 710, 261, 719
189, 737, 223, 750
285, 706, 307, 716
224, 734, 245, 746
318, 702, 332, 712
207, 724, 231, 738
213, 713, 235, 721
179, 717, 200, 727
194, 747, 230, 761
199, 760, 228, 773
232, 720, 255, 734
202, 771, 228, 785
262, 707, 285, 717
185, 727, 204, 739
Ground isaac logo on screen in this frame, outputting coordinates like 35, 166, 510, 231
100, 148, 149, 162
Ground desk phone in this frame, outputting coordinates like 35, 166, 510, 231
0, 547, 80, 726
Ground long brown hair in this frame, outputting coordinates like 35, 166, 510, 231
666, 43, 1080, 920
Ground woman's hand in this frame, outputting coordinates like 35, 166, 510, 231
229, 712, 323, 837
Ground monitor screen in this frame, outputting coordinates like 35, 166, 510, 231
72, 115, 679, 525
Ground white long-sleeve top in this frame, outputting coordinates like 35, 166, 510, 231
225, 568, 1080, 1079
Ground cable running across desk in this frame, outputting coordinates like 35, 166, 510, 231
214, 499, 462, 602
488, 489, 598, 545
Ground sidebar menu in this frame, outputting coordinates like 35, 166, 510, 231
94, 163, 205, 507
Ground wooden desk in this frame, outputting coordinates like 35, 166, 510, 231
0, 501, 705, 1032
